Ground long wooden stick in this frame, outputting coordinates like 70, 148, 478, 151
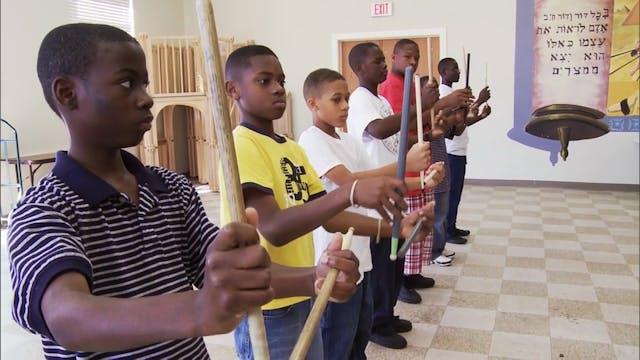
289, 228, 355, 360
195, 1, 269, 359
413, 74, 425, 189
428, 37, 436, 132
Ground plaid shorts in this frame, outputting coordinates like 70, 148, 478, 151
403, 189, 434, 274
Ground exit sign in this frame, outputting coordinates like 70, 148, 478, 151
371, 2, 392, 17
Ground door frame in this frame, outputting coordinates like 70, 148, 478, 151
331, 28, 447, 71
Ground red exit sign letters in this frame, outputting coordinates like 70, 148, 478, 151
371, 2, 393, 17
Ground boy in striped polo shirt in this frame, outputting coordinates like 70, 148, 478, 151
8, 23, 359, 359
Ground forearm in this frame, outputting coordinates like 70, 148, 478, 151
256, 186, 350, 246
465, 114, 484, 127
270, 263, 316, 298
351, 162, 401, 181
44, 282, 200, 352
323, 211, 393, 238
364, 111, 413, 139
405, 176, 423, 191
453, 123, 466, 135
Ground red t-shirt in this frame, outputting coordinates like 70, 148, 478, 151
380, 71, 428, 196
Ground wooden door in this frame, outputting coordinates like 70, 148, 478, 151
339, 36, 440, 93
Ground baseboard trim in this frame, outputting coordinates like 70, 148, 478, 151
465, 179, 640, 192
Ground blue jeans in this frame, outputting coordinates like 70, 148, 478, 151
447, 154, 466, 234
234, 299, 323, 360
433, 191, 449, 257
321, 272, 372, 360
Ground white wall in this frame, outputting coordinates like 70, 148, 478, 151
181, 0, 638, 185
133, 0, 184, 36
1, 0, 70, 156
0, 0, 186, 162
1, 0, 637, 186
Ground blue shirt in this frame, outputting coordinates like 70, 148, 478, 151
8, 150, 215, 359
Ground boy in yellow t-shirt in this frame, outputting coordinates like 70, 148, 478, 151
221, 45, 435, 359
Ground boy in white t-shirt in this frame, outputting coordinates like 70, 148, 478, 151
438, 58, 491, 240
298, 68, 444, 359
345, 42, 472, 349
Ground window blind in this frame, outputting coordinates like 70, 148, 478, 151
68, 0, 133, 35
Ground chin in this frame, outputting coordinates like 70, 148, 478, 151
272, 109, 286, 119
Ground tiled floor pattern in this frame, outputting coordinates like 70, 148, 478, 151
1, 185, 638, 359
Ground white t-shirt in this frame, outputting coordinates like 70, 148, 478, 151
347, 87, 399, 167
298, 126, 374, 282
298, 126, 373, 282
441, 83, 469, 156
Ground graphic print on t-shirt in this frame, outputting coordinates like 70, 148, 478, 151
280, 156, 310, 206
381, 132, 400, 156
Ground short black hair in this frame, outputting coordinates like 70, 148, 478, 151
37, 23, 137, 116
348, 42, 380, 73
393, 39, 418, 54
225, 45, 278, 81
419, 75, 430, 88
438, 57, 458, 76
303, 68, 345, 100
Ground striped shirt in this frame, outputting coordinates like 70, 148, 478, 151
431, 136, 450, 193
8, 151, 217, 359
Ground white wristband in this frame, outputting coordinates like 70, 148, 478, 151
349, 179, 360, 208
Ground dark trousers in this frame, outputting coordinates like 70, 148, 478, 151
447, 154, 467, 234
369, 236, 405, 334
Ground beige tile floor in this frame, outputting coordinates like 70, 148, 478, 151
1, 184, 638, 359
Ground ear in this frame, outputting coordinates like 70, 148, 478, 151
306, 97, 317, 111
354, 63, 363, 76
225, 80, 240, 100
52, 76, 78, 111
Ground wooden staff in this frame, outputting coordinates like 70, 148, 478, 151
390, 66, 414, 261
289, 228, 355, 360
413, 74, 425, 188
485, 62, 488, 87
195, 0, 269, 359
428, 37, 436, 132
485, 62, 490, 106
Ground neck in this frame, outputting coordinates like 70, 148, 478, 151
241, 115, 275, 135
360, 81, 378, 96
68, 145, 128, 178
313, 118, 338, 138
443, 79, 453, 87
391, 69, 404, 78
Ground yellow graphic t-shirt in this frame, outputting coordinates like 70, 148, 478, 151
220, 124, 325, 310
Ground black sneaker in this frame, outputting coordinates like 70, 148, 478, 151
370, 328, 407, 349
398, 286, 421, 304
454, 228, 471, 237
405, 274, 435, 289
391, 316, 412, 333
446, 236, 467, 244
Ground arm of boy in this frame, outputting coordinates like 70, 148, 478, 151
404, 161, 445, 191
244, 176, 407, 246
434, 88, 474, 112
464, 102, 492, 127
269, 233, 360, 302
40, 211, 273, 352
363, 111, 415, 140
322, 202, 433, 244
320, 141, 429, 187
